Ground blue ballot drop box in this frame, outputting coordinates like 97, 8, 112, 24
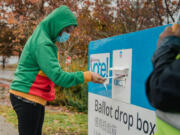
88, 25, 170, 135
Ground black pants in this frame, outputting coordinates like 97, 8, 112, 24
10, 93, 45, 135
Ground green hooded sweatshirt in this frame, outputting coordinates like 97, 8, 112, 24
10, 6, 85, 101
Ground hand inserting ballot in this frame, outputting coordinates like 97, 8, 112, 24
91, 72, 106, 84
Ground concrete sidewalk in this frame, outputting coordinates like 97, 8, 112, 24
0, 115, 18, 135
0, 70, 14, 80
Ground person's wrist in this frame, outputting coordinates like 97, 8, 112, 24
83, 71, 92, 82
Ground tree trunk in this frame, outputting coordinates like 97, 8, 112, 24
2, 56, 6, 69
18, 50, 22, 60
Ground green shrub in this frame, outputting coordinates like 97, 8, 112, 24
49, 83, 88, 113
48, 56, 89, 113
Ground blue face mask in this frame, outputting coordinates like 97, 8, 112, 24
56, 32, 70, 43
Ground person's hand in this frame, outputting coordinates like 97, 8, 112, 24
91, 72, 106, 84
157, 25, 180, 47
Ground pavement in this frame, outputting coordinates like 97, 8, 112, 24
0, 70, 14, 80
0, 115, 18, 135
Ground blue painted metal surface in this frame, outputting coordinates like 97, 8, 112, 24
88, 25, 170, 111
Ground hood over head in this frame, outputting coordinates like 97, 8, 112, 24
40, 5, 77, 42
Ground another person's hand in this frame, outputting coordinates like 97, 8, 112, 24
158, 25, 180, 47
91, 72, 106, 84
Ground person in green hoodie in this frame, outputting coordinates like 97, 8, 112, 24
9, 5, 106, 135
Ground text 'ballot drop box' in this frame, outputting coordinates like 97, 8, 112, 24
88, 25, 170, 135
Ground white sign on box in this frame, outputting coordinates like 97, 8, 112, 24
112, 49, 132, 104
88, 93, 156, 135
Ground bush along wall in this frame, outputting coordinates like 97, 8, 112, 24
48, 83, 88, 113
